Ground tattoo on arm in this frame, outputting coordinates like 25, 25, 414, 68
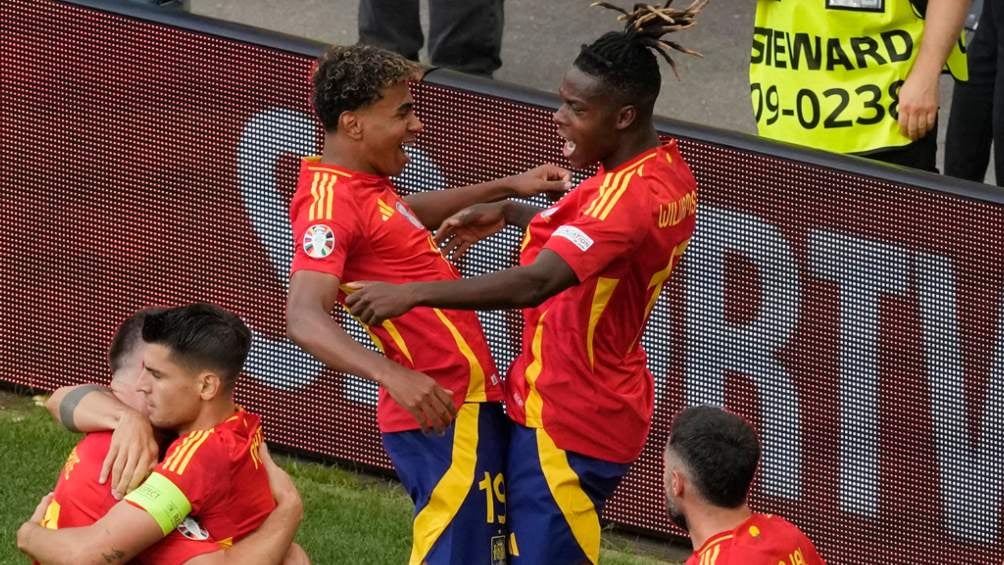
102, 549, 126, 563
59, 384, 106, 432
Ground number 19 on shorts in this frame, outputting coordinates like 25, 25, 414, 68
478, 471, 506, 525
751, 80, 903, 129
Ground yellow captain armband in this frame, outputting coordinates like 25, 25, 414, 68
124, 472, 192, 535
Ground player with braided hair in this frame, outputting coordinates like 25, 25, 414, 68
346, 3, 704, 562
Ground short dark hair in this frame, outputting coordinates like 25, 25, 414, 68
575, 1, 706, 111
312, 44, 419, 131
667, 405, 760, 508
108, 308, 165, 375
142, 304, 251, 389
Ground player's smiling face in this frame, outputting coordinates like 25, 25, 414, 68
358, 80, 423, 177
554, 66, 621, 169
136, 343, 205, 431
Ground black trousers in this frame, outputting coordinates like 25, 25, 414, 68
945, 0, 1003, 185
864, 127, 939, 173
358, 0, 504, 77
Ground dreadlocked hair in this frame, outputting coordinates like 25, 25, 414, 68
576, 1, 707, 105
313, 44, 420, 131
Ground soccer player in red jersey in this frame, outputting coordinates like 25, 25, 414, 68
665, 406, 825, 565
345, 3, 705, 562
39, 309, 167, 532
285, 44, 569, 564
18, 304, 308, 565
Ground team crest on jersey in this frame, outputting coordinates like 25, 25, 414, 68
176, 516, 210, 541
302, 224, 335, 259
396, 201, 425, 229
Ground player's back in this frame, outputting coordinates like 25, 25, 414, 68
687, 513, 825, 565
43, 432, 118, 529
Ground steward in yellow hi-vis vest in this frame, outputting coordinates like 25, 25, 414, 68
751, 0, 967, 155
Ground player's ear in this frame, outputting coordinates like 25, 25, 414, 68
339, 110, 363, 140
670, 468, 685, 497
197, 372, 222, 400
615, 104, 637, 130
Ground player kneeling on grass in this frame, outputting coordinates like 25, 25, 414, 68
664, 406, 824, 565
17, 304, 309, 565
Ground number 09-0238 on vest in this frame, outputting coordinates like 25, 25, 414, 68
750, 0, 967, 154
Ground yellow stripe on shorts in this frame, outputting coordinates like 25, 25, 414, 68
536, 428, 601, 564
409, 403, 480, 565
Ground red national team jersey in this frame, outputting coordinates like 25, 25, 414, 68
45, 432, 119, 528
128, 410, 275, 551
686, 513, 825, 565
506, 141, 696, 463
44, 432, 229, 564
289, 157, 502, 432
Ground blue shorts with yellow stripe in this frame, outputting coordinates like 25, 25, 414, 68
506, 423, 631, 565
383, 402, 509, 565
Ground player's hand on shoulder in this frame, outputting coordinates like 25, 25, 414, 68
379, 364, 456, 434
101, 408, 158, 499
510, 163, 572, 198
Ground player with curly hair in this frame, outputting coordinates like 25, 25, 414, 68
345, 2, 705, 562
287, 44, 570, 564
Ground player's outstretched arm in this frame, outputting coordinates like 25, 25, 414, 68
287, 270, 456, 433
345, 250, 578, 325
18, 496, 164, 565
403, 164, 571, 228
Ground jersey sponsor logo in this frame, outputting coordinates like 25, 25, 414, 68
396, 201, 425, 230
552, 225, 594, 251
540, 206, 559, 219
177, 516, 210, 541
302, 224, 335, 259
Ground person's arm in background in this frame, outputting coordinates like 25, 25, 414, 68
46, 384, 158, 499
287, 270, 456, 433
897, 0, 971, 139
403, 164, 570, 228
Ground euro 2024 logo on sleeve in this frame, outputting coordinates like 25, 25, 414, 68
302, 224, 335, 259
